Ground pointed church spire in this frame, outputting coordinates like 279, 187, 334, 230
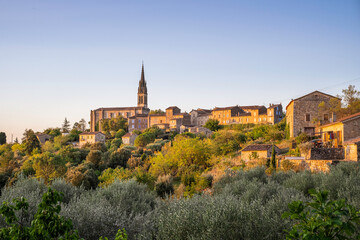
138, 62, 148, 108
140, 62, 145, 86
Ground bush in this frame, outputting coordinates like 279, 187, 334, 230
155, 175, 174, 198
61, 180, 156, 240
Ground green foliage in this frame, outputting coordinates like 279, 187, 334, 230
212, 130, 246, 155
0, 188, 80, 239
86, 150, 103, 168
0, 132, 6, 145
155, 175, 174, 198
32, 152, 67, 185
283, 189, 360, 240
62, 118, 71, 133
270, 144, 276, 169
99, 228, 128, 240
22, 129, 41, 155
296, 133, 310, 144
43, 128, 62, 138
204, 119, 221, 131
149, 109, 165, 114
101, 116, 128, 132
134, 133, 154, 147
115, 129, 126, 139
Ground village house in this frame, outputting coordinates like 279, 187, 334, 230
241, 144, 280, 161
79, 132, 105, 147
286, 90, 341, 138
319, 111, 360, 161
210, 104, 283, 125
122, 132, 138, 145
190, 108, 212, 126
36, 133, 51, 145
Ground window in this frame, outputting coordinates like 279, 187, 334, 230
324, 114, 329, 121
254, 113, 256, 116
259, 118, 261, 122
110, 113, 114, 118
132, 119, 135, 123
306, 114, 311, 122
132, 125, 134, 128
104, 113, 108, 119
269, 117, 272, 122
138, 119, 141, 123
254, 118, 256, 122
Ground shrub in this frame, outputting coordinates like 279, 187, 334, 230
155, 175, 174, 198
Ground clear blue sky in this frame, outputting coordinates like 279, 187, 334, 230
1, 0, 360, 142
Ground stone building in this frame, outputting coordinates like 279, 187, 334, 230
79, 132, 105, 147
122, 132, 138, 145
286, 91, 341, 138
241, 144, 280, 161
210, 104, 283, 125
190, 109, 212, 126
319, 111, 360, 147
90, 64, 150, 132
36, 134, 51, 145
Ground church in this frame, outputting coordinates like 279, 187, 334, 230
90, 64, 150, 132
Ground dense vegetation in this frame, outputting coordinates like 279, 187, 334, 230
1, 163, 360, 239
0, 85, 359, 239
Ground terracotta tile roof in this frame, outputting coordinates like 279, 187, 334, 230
93, 107, 149, 111
166, 106, 180, 110
79, 131, 105, 135
344, 137, 360, 145
338, 111, 360, 122
320, 111, 360, 128
122, 133, 131, 138
242, 144, 277, 152
213, 106, 240, 111
239, 105, 266, 110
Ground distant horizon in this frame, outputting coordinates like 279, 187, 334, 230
1, 0, 360, 142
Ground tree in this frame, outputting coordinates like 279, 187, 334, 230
101, 116, 127, 132
270, 145, 276, 169
0, 132, 6, 145
204, 119, 221, 131
86, 150, 103, 168
79, 118, 87, 131
62, 118, 71, 133
14, 137, 19, 144
149, 109, 165, 114
134, 133, 153, 147
0, 188, 81, 239
22, 129, 41, 155
32, 152, 67, 185
282, 189, 360, 239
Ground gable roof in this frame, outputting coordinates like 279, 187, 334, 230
241, 144, 278, 152
79, 131, 105, 136
286, 91, 340, 110
239, 105, 266, 110
213, 106, 241, 111
320, 111, 360, 128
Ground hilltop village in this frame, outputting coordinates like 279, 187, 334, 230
85, 64, 360, 169
89, 64, 283, 137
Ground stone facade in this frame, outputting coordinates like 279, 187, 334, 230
319, 112, 360, 147
122, 133, 138, 145
79, 132, 105, 147
280, 159, 333, 172
190, 109, 212, 126
309, 148, 344, 160
210, 104, 283, 126
286, 91, 341, 138
241, 144, 280, 161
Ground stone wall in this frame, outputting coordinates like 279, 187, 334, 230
343, 117, 360, 142
280, 159, 334, 172
310, 148, 344, 160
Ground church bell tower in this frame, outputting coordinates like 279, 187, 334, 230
137, 63, 148, 108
